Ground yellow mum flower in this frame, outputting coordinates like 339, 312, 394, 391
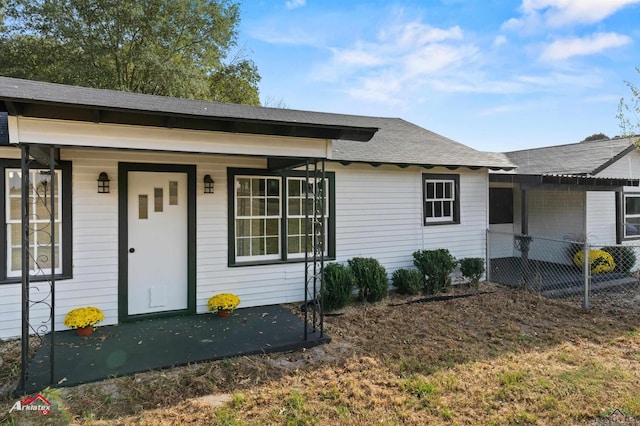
573, 250, 616, 274
64, 306, 105, 329
207, 293, 240, 313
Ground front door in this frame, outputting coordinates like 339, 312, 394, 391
127, 171, 188, 315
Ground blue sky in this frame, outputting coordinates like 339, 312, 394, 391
239, 0, 640, 152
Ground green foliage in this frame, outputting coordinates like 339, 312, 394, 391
581, 133, 610, 142
391, 268, 423, 295
322, 262, 355, 311
347, 257, 388, 303
0, 0, 261, 105
618, 66, 640, 139
602, 246, 637, 273
459, 257, 485, 289
413, 249, 457, 294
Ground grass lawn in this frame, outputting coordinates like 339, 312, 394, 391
1, 282, 639, 425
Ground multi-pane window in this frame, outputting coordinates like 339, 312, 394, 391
287, 178, 328, 257
6, 169, 62, 277
230, 169, 334, 265
235, 176, 281, 260
624, 194, 640, 238
423, 174, 459, 225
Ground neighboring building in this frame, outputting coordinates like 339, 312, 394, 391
0, 77, 513, 339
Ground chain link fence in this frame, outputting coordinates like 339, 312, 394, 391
487, 230, 640, 310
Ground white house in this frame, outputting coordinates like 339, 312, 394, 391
0, 77, 513, 339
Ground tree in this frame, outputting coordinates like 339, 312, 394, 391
0, 0, 261, 105
581, 133, 610, 142
618, 67, 640, 138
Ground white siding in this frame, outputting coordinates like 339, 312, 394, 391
525, 189, 585, 264
588, 149, 640, 246
0, 154, 491, 338
596, 149, 640, 180
585, 192, 617, 245
331, 164, 488, 271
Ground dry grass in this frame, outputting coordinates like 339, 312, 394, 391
1, 282, 640, 425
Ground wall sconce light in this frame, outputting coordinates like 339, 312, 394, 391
204, 174, 214, 194
97, 172, 110, 193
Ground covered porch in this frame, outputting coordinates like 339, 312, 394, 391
0, 77, 378, 395
22, 305, 327, 394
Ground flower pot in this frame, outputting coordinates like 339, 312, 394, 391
76, 326, 94, 336
218, 310, 231, 318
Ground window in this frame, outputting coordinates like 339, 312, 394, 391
623, 193, 640, 239
489, 187, 514, 224
423, 173, 459, 225
286, 177, 328, 257
235, 176, 282, 261
0, 160, 72, 282
229, 169, 334, 265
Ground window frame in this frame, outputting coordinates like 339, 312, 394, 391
422, 173, 460, 226
619, 192, 640, 241
228, 168, 335, 266
0, 159, 72, 283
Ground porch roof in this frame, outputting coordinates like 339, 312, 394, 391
0, 76, 377, 142
0, 77, 516, 170
489, 172, 639, 190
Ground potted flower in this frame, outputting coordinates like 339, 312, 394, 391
207, 293, 240, 318
64, 306, 105, 336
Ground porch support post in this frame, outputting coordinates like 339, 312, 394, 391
49, 146, 56, 384
303, 158, 325, 340
18, 144, 30, 393
520, 188, 528, 234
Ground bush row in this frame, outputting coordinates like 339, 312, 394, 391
321, 250, 486, 311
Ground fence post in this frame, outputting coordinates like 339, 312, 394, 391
583, 240, 590, 309
486, 229, 491, 282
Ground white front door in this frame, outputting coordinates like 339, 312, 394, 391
127, 171, 188, 315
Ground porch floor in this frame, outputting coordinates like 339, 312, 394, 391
22, 304, 328, 394
490, 257, 637, 297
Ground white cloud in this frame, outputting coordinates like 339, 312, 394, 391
540, 32, 631, 61
311, 19, 478, 104
285, 0, 306, 10
493, 35, 508, 47
504, 0, 640, 31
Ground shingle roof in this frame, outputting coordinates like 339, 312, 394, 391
332, 117, 514, 168
0, 77, 513, 169
502, 136, 639, 175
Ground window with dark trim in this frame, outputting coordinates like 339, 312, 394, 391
489, 187, 514, 224
0, 159, 72, 283
228, 168, 335, 266
621, 193, 640, 240
422, 173, 460, 225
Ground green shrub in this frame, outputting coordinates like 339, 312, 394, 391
459, 257, 485, 289
413, 249, 457, 294
392, 268, 423, 295
347, 257, 389, 303
602, 246, 637, 273
322, 263, 355, 311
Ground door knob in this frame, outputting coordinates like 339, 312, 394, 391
129, 248, 135, 253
